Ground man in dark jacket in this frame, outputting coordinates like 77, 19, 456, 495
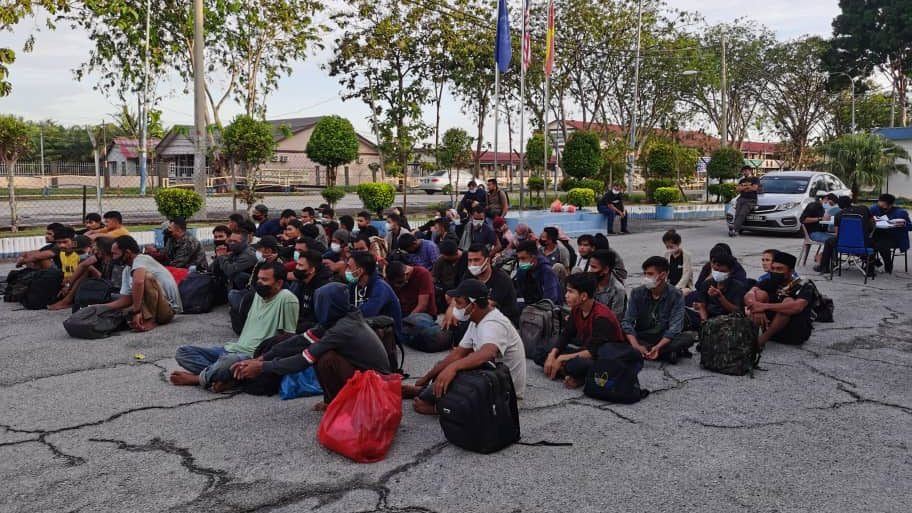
211, 229, 258, 290
230, 283, 391, 408
289, 249, 334, 333
513, 240, 562, 306
347, 251, 403, 341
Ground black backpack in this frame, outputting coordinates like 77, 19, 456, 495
804, 280, 834, 323
437, 362, 520, 453
699, 313, 760, 376
72, 278, 114, 313
559, 239, 578, 269
4, 269, 36, 303
583, 343, 649, 404
365, 315, 406, 374
21, 268, 63, 310
180, 272, 219, 314
63, 305, 129, 339
230, 289, 255, 335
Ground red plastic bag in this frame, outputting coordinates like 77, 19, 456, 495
550, 199, 563, 212
317, 370, 402, 463
166, 266, 189, 285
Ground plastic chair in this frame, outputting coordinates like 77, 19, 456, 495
831, 214, 875, 284
799, 224, 824, 266
892, 248, 909, 273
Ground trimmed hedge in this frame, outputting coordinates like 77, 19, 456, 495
645, 178, 675, 201
321, 186, 346, 207
653, 187, 679, 206
566, 188, 596, 207
708, 182, 738, 202
356, 182, 396, 215
154, 188, 203, 220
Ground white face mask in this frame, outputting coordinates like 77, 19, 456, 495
612, 188, 620, 194
468, 262, 487, 277
711, 270, 729, 283
330, 242, 342, 253
293, 250, 301, 261
453, 304, 471, 322
351, 227, 360, 235
255, 250, 265, 262
642, 276, 658, 289
385, 222, 393, 232
472, 219, 484, 227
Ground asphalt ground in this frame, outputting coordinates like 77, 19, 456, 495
1, 220, 910, 513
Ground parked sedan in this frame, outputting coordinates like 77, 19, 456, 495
725, 171, 851, 234
419, 170, 479, 195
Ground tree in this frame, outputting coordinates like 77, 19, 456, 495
706, 146, 743, 183
644, 141, 676, 178
525, 132, 553, 172
0, 115, 33, 230
763, 37, 834, 169
828, 0, 912, 126
821, 132, 909, 198
598, 137, 627, 186
0, 0, 68, 96
221, 115, 276, 180
438, 128, 473, 204
826, 88, 893, 138
562, 130, 602, 179
111, 105, 165, 140
305, 116, 359, 187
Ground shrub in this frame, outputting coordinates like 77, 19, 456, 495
154, 188, 204, 220
707, 147, 744, 181
644, 178, 675, 201
563, 130, 603, 178
653, 187, 679, 206
528, 176, 546, 192
320, 186, 346, 207
627, 192, 647, 204
561, 177, 605, 193
708, 182, 738, 203
356, 182, 396, 215
567, 188, 596, 207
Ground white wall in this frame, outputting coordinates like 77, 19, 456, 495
886, 140, 912, 199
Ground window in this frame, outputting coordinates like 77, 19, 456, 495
279, 155, 288, 163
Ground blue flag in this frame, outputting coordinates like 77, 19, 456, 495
495, 0, 511, 73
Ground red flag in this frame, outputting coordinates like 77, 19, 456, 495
544, 0, 555, 77
521, 0, 531, 72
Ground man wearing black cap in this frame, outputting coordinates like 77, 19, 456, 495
744, 251, 814, 346
405, 279, 526, 415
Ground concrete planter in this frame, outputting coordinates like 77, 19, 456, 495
655, 205, 675, 220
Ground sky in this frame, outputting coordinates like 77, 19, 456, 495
0, 0, 841, 147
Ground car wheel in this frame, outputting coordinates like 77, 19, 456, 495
424, 190, 436, 195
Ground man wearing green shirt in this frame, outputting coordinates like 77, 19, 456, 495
170, 262, 299, 390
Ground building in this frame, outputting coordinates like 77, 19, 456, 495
104, 137, 160, 176
154, 117, 382, 186
874, 127, 912, 199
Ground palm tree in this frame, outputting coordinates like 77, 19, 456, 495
821, 132, 910, 198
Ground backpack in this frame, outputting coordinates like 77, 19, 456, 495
72, 278, 114, 313
559, 239, 578, 269
179, 272, 218, 314
804, 280, 834, 323
63, 305, 129, 339
583, 343, 649, 403
699, 313, 760, 376
519, 300, 562, 360
21, 268, 63, 310
230, 289, 255, 335
4, 269, 36, 303
365, 315, 406, 374
437, 362, 520, 454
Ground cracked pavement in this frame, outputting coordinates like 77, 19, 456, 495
1, 222, 910, 513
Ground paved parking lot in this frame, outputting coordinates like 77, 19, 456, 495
1, 221, 910, 513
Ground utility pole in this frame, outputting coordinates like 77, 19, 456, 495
39, 124, 46, 195
368, 76, 385, 178
138, 0, 151, 196
720, 33, 728, 147
86, 126, 102, 214
626, 0, 643, 193
192, 0, 208, 218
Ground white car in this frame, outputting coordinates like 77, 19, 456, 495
725, 171, 852, 234
418, 170, 479, 195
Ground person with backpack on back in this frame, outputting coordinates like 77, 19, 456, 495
744, 251, 814, 347
229, 282, 391, 409
405, 279, 526, 415
485, 178, 509, 219
621, 256, 691, 362
537, 273, 625, 388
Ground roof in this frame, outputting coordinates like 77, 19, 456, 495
874, 127, 912, 141
107, 136, 160, 160
473, 151, 520, 164
266, 117, 324, 139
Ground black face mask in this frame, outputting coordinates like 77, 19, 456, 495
767, 271, 787, 287
229, 242, 246, 255
293, 269, 309, 281
254, 283, 272, 298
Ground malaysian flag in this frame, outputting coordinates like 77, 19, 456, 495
521, 0, 531, 72
544, 0, 555, 77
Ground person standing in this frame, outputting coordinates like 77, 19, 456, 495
485, 178, 509, 219
731, 166, 760, 237
598, 183, 629, 234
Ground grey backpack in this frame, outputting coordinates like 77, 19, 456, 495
63, 305, 129, 339
519, 300, 562, 361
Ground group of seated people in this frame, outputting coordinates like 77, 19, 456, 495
33, 200, 826, 413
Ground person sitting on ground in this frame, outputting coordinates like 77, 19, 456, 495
14, 223, 62, 269
387, 260, 437, 318
406, 279, 526, 414
621, 256, 690, 361
76, 213, 103, 235
588, 249, 627, 318
491, 217, 512, 257
356, 211, 379, 237
443, 243, 518, 329
744, 251, 813, 346
694, 243, 747, 287
338, 214, 355, 234
211, 229, 258, 291
251, 205, 279, 238
592, 234, 629, 282
347, 251, 403, 341
147, 217, 208, 270
86, 211, 129, 240
691, 253, 747, 327
432, 240, 463, 313
288, 249, 334, 333
385, 213, 411, 254
301, 207, 329, 247
322, 228, 351, 264
212, 225, 230, 247
813, 195, 875, 274
239, 219, 257, 243
869, 193, 910, 275
52, 227, 81, 281
391, 206, 412, 231
300, 224, 327, 254
227, 235, 283, 311
758, 248, 800, 283
513, 240, 562, 307
572, 234, 596, 273
49, 236, 120, 310
537, 273, 625, 388
227, 213, 245, 234
317, 206, 339, 240
171, 262, 299, 390
398, 232, 440, 271
800, 196, 834, 244
539, 226, 570, 269
229, 282, 390, 409
459, 205, 498, 252
281, 219, 305, 244
430, 217, 456, 245
101, 235, 182, 332
511, 223, 537, 248
662, 229, 694, 295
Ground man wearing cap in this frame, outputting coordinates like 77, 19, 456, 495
744, 251, 814, 346
398, 232, 440, 271
405, 279, 526, 415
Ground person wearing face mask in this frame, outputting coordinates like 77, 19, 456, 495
442, 243, 518, 332
211, 229, 258, 291
252, 205, 284, 238
691, 254, 747, 327
513, 240, 562, 307
869, 193, 910, 275
404, 279, 526, 415
661, 230, 693, 294
226, 235, 284, 312
229, 283, 391, 408
397, 232, 440, 271
347, 251, 403, 342
384, 213, 412, 254
458, 205, 497, 252
387, 261, 442, 352
171, 262, 299, 391
744, 251, 813, 347
598, 183, 629, 235
432, 240, 464, 313
321, 229, 351, 263
694, 243, 748, 289
288, 249, 334, 333
587, 249, 627, 318
460, 180, 487, 215
621, 256, 691, 362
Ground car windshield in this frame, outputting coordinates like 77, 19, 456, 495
430, 170, 448, 177
759, 176, 809, 194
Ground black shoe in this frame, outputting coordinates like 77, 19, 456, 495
620, 230, 630, 234
606, 231, 617, 235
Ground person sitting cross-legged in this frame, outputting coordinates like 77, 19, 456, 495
690, 253, 747, 327
170, 262, 299, 391
744, 251, 814, 347
347, 251, 403, 341
288, 249, 334, 333
405, 279, 526, 415
146, 217, 208, 270
536, 273, 625, 388
621, 256, 692, 362
588, 249, 627, 319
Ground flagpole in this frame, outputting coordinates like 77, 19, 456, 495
519, 7, 526, 210
544, 74, 550, 196
494, 61, 500, 185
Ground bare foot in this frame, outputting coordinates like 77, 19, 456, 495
312, 401, 328, 412
563, 376, 583, 389
169, 371, 200, 386
134, 320, 158, 332
211, 380, 234, 393
412, 398, 437, 416
47, 301, 71, 311
401, 384, 422, 400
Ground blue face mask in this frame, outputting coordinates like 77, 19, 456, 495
518, 261, 532, 271
345, 270, 358, 284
